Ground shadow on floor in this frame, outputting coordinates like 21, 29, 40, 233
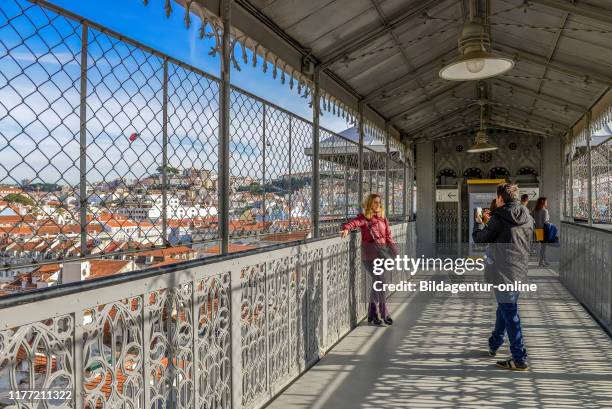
267, 266, 612, 409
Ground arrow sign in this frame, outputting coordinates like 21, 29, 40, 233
436, 189, 459, 202
519, 188, 539, 200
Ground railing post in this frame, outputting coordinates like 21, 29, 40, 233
568, 129, 574, 219
344, 139, 349, 220
402, 142, 408, 221
162, 58, 169, 245
384, 123, 390, 216
262, 104, 267, 229
357, 101, 364, 204
311, 66, 321, 238
78, 22, 89, 276
288, 116, 293, 230
457, 177, 463, 256
586, 111, 593, 226
73, 309, 85, 409
219, 0, 232, 253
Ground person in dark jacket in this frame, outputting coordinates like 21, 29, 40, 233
341, 193, 398, 326
473, 183, 534, 371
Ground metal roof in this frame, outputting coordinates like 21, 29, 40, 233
228, 0, 612, 141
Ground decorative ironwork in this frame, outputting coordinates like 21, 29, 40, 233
147, 284, 194, 409
82, 297, 144, 409
0, 316, 74, 409
0, 221, 416, 409
195, 273, 232, 409
240, 263, 267, 405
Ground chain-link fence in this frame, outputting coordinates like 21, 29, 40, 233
571, 145, 590, 220
591, 138, 611, 223
565, 133, 611, 224
0, 0, 409, 287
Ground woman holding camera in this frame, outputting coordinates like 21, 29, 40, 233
341, 193, 398, 325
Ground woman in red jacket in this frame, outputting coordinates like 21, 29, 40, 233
341, 193, 398, 325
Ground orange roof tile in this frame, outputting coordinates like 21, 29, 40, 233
87, 259, 132, 279
205, 243, 257, 254
135, 246, 194, 258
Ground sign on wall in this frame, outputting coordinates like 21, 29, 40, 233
436, 189, 458, 202
519, 187, 539, 201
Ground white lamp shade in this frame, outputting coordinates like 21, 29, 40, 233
439, 51, 514, 81
465, 141, 499, 152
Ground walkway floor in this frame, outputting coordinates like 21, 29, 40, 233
268, 265, 612, 409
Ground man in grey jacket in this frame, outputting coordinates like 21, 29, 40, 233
473, 183, 534, 371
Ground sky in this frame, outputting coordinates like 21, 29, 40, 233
44, 0, 349, 130
0, 0, 352, 187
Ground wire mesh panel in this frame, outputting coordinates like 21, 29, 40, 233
319, 128, 348, 236
263, 105, 291, 234
388, 156, 404, 218
84, 27, 165, 251
229, 89, 264, 239
0, 0, 83, 265
591, 138, 611, 223
346, 141, 360, 217
290, 117, 313, 231
563, 157, 572, 218
0, 0, 413, 291
572, 146, 590, 219
166, 63, 220, 244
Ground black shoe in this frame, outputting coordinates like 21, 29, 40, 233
495, 359, 529, 371
488, 349, 497, 357
384, 316, 393, 325
368, 316, 383, 325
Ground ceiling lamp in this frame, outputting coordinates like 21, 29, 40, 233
466, 129, 498, 152
467, 101, 498, 153
439, 2, 514, 81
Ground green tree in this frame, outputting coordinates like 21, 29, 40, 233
3, 193, 35, 207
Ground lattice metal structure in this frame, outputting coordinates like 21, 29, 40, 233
0, 221, 417, 409
0, 0, 411, 287
591, 138, 611, 223
560, 222, 611, 333
571, 145, 590, 220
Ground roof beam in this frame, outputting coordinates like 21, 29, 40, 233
402, 105, 480, 135
319, 0, 440, 68
363, 46, 457, 102
528, 0, 612, 26
491, 106, 568, 131
493, 43, 612, 85
492, 78, 587, 112
388, 82, 468, 122
367, 0, 447, 121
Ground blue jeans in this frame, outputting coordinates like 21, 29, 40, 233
489, 290, 528, 364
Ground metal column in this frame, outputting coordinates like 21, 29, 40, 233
568, 129, 574, 219
262, 104, 267, 227
586, 111, 593, 226
402, 142, 408, 221
311, 66, 321, 237
457, 178, 462, 257
78, 22, 89, 267
219, 0, 232, 253
288, 116, 293, 229
384, 123, 390, 215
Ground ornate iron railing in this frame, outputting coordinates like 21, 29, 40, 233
559, 222, 612, 333
0, 221, 416, 409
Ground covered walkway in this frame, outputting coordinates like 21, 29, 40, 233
269, 266, 612, 408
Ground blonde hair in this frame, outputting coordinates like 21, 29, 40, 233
362, 193, 385, 219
